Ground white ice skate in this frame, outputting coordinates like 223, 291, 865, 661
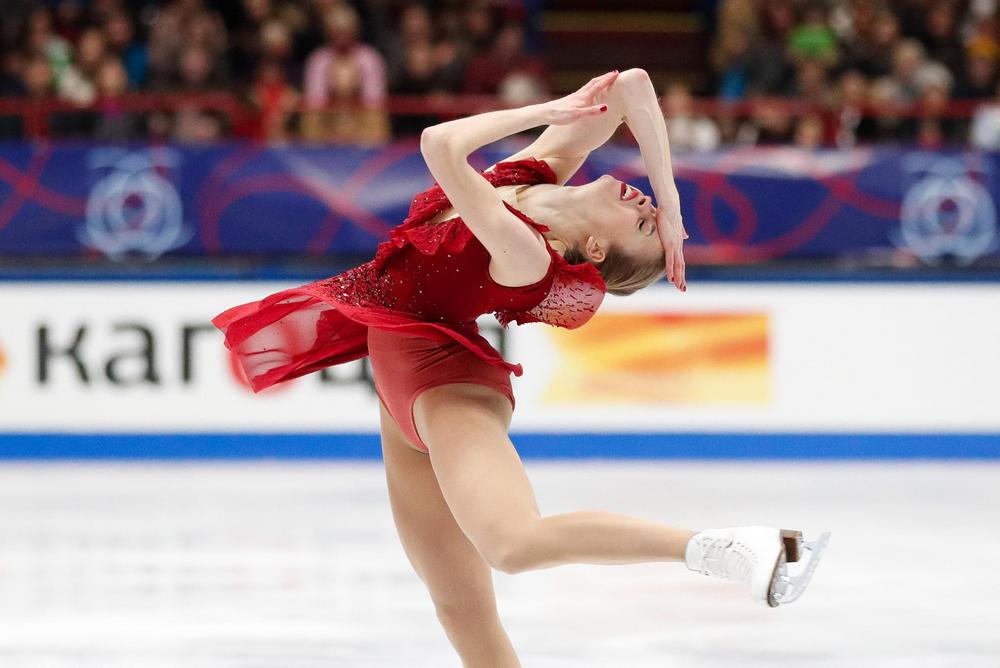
685, 527, 830, 607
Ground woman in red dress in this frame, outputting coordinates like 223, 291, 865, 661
215, 69, 827, 665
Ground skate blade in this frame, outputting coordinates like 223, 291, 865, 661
768, 531, 831, 607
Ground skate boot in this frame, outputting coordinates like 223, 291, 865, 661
684, 527, 830, 607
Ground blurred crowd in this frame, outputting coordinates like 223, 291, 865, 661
0, 0, 546, 142
6, 0, 1000, 149
662, 0, 1000, 150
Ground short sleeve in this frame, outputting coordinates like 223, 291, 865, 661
495, 253, 606, 330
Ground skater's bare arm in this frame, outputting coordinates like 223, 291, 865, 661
501, 69, 676, 201
501, 68, 688, 290
420, 74, 615, 286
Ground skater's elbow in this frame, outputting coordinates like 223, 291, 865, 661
420, 125, 461, 162
616, 68, 650, 87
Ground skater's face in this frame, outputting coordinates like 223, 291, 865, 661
574, 174, 664, 267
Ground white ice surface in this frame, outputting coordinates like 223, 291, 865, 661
0, 461, 997, 668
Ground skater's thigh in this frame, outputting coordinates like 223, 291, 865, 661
379, 403, 496, 611
414, 383, 541, 545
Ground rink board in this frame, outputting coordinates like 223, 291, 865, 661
1, 281, 998, 458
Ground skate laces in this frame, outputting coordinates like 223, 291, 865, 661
697, 535, 756, 585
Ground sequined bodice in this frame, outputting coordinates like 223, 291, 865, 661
306, 158, 606, 330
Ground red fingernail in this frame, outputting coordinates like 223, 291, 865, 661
600, 105, 608, 112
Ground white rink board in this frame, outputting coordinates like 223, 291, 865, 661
0, 281, 998, 432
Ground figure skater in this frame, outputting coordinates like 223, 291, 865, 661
214, 69, 828, 667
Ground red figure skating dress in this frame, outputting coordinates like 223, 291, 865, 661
213, 158, 606, 451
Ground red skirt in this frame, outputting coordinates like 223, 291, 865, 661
367, 327, 515, 453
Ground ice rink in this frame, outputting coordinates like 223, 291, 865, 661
1, 460, 997, 668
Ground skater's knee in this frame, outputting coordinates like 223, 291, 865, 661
478, 522, 544, 574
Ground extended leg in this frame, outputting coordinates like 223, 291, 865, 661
413, 384, 697, 574
378, 404, 521, 667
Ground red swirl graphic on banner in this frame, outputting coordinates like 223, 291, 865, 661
642, 150, 901, 262
196, 144, 410, 254
0, 149, 87, 232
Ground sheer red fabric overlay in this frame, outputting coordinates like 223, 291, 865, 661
212, 158, 607, 392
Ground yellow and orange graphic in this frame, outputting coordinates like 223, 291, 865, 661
545, 312, 770, 405
0, 341, 6, 379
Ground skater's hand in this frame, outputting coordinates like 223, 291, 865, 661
542, 71, 619, 126
656, 206, 687, 292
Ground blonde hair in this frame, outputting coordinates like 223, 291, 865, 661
564, 244, 666, 297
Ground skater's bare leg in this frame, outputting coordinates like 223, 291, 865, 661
379, 404, 520, 667
414, 384, 696, 574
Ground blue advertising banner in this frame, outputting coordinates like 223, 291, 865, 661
0, 141, 997, 264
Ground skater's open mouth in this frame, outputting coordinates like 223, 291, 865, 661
620, 182, 640, 202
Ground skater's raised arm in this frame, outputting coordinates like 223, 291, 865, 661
503, 68, 688, 290
420, 73, 617, 287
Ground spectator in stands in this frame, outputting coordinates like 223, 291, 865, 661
103, 11, 147, 88
789, 2, 839, 67
173, 107, 226, 142
752, 99, 795, 144
833, 68, 879, 147
0, 50, 27, 96
751, 0, 796, 92
26, 8, 73, 91
22, 54, 55, 99
252, 57, 298, 141
148, 0, 228, 90
843, 9, 901, 78
147, 2, 189, 86
970, 80, 1000, 149
176, 45, 227, 91
712, 28, 748, 99
919, 1, 963, 76
233, 0, 274, 80
465, 23, 548, 96
460, 1, 498, 55
53, 0, 84, 45
709, 0, 757, 94
1, 50, 31, 137
711, 0, 792, 98
662, 80, 720, 152
187, 9, 230, 74
828, 0, 878, 53
867, 76, 913, 143
786, 58, 832, 103
793, 113, 826, 148
168, 44, 231, 143
390, 40, 441, 137
890, 39, 931, 102
257, 19, 298, 84
303, 5, 386, 110
432, 34, 466, 93
762, 0, 796, 42
232, 0, 308, 84
301, 5, 389, 145
956, 37, 1000, 99
93, 57, 142, 140
384, 3, 468, 133
386, 3, 435, 91
58, 26, 107, 105
916, 78, 964, 146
